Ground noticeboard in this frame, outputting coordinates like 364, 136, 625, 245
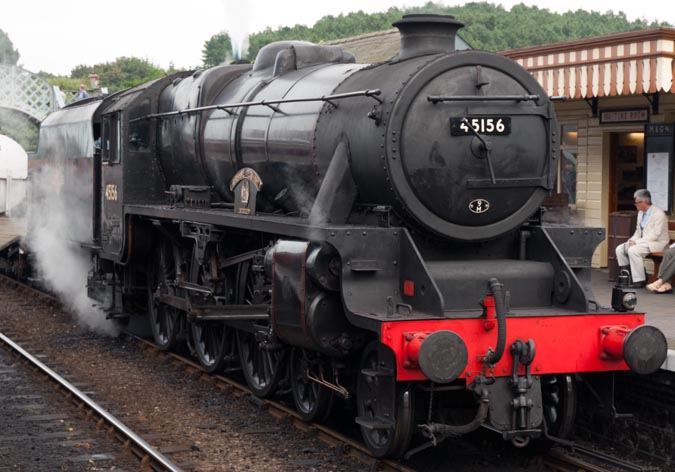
646, 152, 671, 211
644, 123, 674, 214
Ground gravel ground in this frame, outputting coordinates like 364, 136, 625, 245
0, 284, 363, 472
0, 345, 142, 471
7, 280, 657, 472
0, 281, 557, 472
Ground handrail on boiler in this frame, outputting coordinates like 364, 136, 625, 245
129, 89, 382, 123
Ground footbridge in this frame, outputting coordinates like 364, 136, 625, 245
0, 64, 57, 124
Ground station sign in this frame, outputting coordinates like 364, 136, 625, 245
645, 123, 674, 137
599, 108, 650, 124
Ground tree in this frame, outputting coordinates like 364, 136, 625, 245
37, 71, 81, 92
0, 30, 32, 151
0, 110, 38, 152
0, 28, 19, 65
206, 2, 672, 63
202, 32, 233, 68
69, 57, 168, 93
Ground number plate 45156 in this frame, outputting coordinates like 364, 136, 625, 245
450, 117, 511, 136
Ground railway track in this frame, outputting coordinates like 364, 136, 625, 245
543, 446, 660, 472
0, 273, 410, 471
0, 273, 666, 472
0, 328, 183, 471
129, 332, 413, 472
138, 337, 657, 472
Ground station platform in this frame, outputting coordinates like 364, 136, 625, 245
591, 268, 675, 371
0, 216, 25, 252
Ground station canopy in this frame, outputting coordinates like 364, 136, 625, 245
502, 28, 675, 99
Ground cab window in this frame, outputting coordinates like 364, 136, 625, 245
102, 113, 122, 164
129, 99, 151, 152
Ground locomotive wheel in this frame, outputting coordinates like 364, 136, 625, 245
236, 260, 284, 398
529, 374, 577, 452
191, 322, 236, 373
189, 248, 237, 373
148, 240, 181, 351
290, 348, 333, 422
237, 328, 284, 398
356, 341, 414, 458
542, 374, 577, 439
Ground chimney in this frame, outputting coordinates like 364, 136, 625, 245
393, 14, 464, 61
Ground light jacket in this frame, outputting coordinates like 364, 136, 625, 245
630, 205, 670, 253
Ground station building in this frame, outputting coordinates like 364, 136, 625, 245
329, 26, 675, 268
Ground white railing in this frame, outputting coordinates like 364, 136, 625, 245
0, 65, 56, 122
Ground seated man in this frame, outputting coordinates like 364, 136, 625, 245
616, 189, 670, 288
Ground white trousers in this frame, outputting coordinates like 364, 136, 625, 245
615, 241, 651, 282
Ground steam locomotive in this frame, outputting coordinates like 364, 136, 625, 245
36, 14, 667, 458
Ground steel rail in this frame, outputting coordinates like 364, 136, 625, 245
0, 329, 183, 472
129, 333, 414, 472
0, 275, 409, 471
1, 274, 649, 472
544, 447, 645, 472
544, 426, 649, 472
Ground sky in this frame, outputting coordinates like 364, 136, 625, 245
1, 0, 673, 76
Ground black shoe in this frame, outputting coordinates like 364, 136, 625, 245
629, 281, 646, 288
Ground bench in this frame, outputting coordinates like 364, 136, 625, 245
646, 220, 675, 284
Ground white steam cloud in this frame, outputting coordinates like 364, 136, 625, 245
222, 1, 253, 60
25, 163, 119, 336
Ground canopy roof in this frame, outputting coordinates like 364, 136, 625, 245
502, 28, 675, 99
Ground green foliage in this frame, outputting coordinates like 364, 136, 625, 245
202, 32, 233, 68
0, 28, 20, 65
68, 56, 168, 93
37, 72, 81, 91
0, 109, 39, 153
413, 2, 669, 51
213, 1, 671, 62
1, 29, 35, 151
245, 8, 405, 60
38, 57, 174, 100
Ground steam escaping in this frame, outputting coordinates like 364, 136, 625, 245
25, 163, 119, 336
221, 1, 253, 60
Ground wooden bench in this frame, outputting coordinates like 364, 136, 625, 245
646, 220, 675, 284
